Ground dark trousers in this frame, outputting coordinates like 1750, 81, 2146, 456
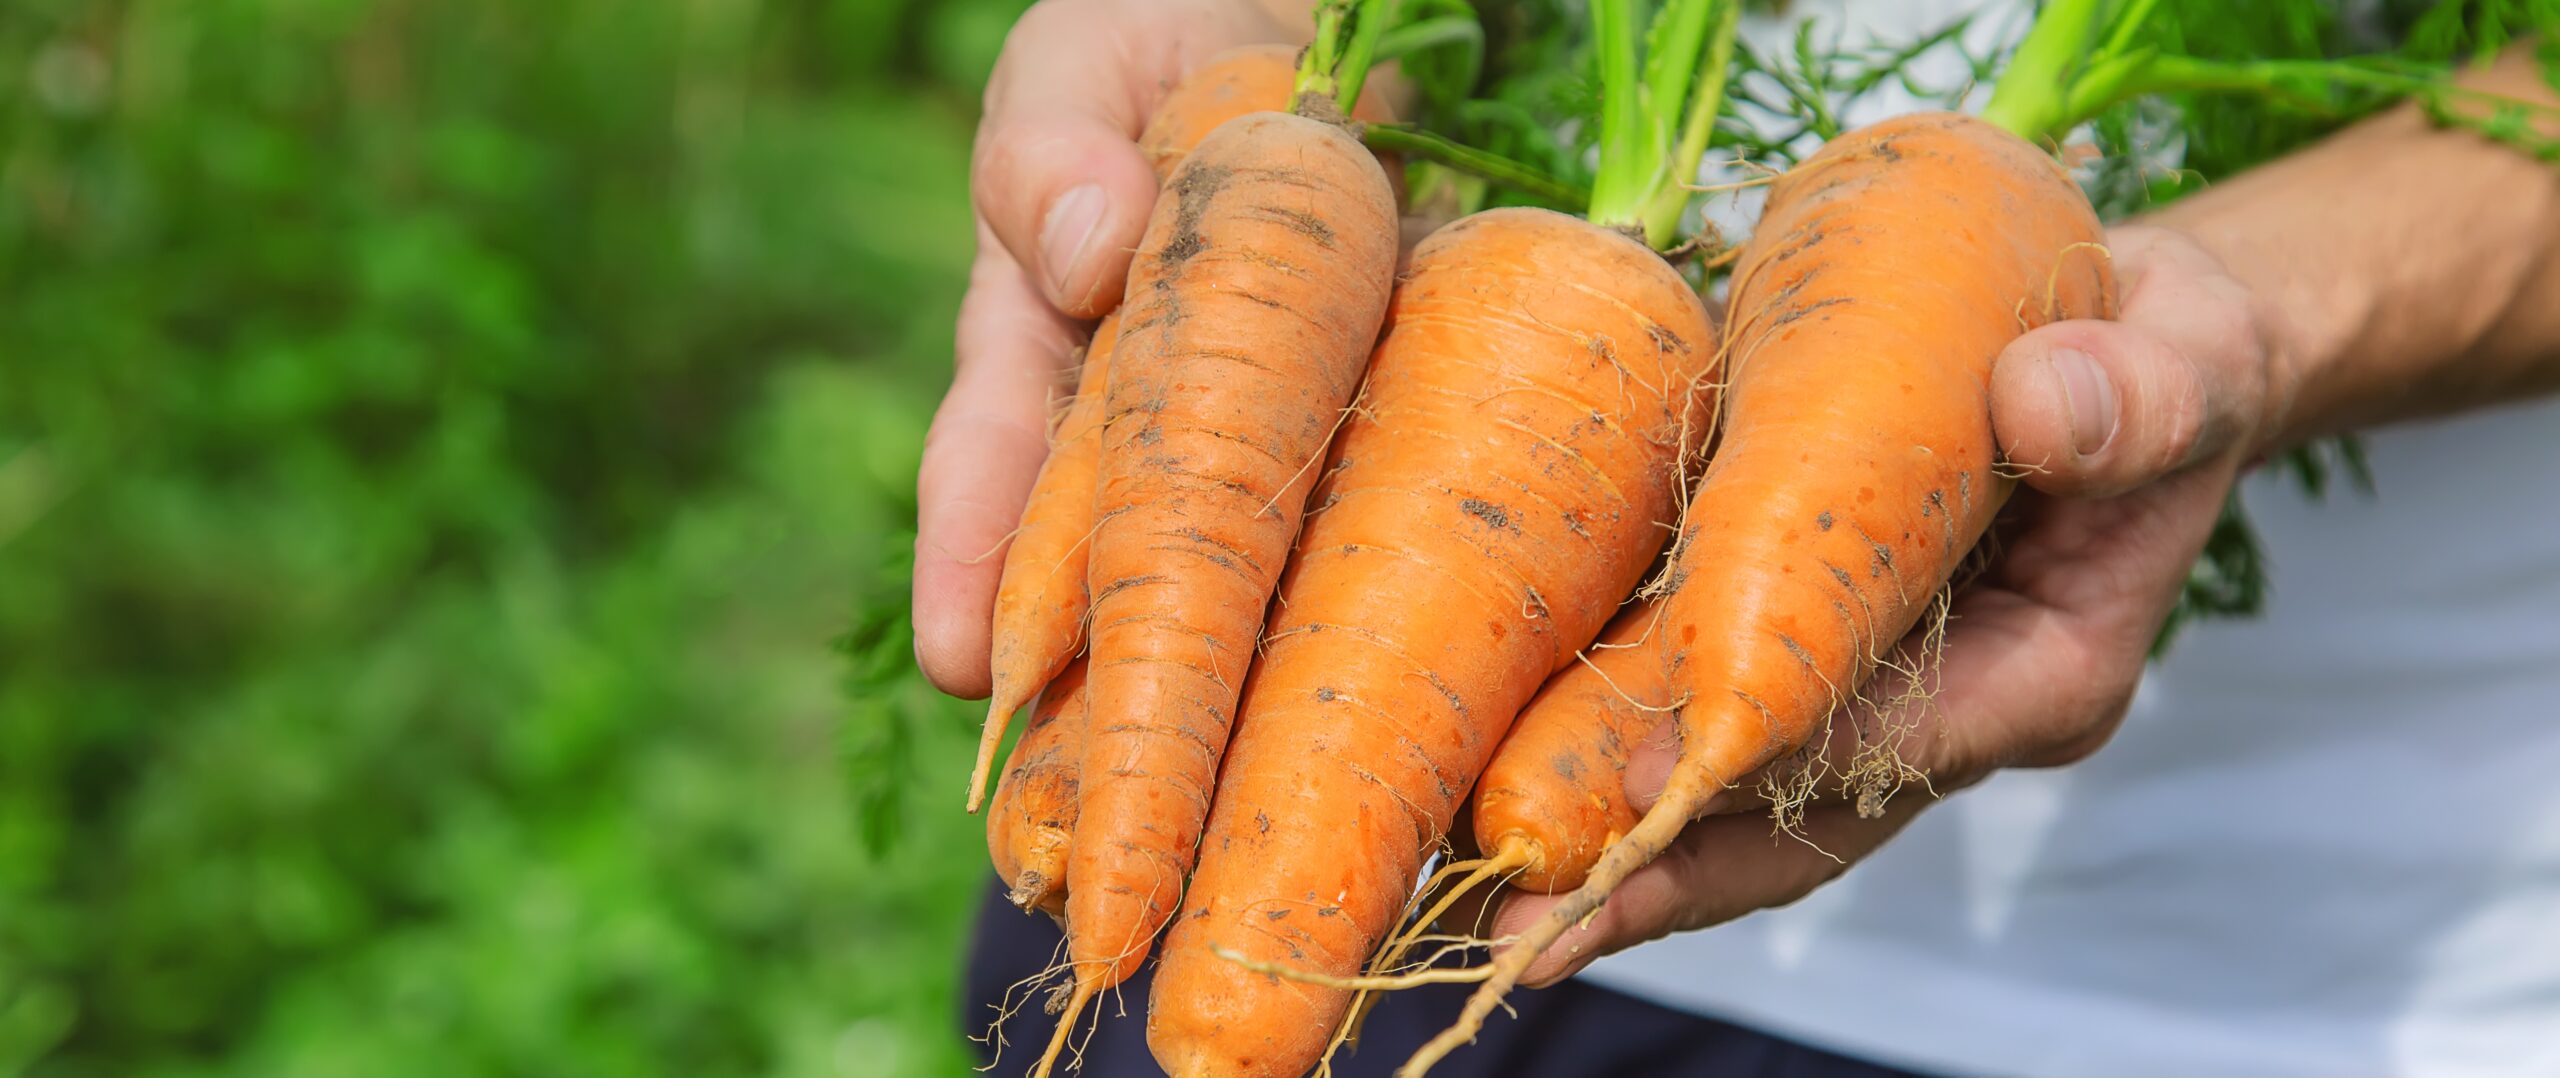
962, 880, 1932, 1078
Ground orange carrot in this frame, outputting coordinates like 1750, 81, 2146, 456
1469, 598, 1672, 894
971, 318, 1119, 810
987, 657, 1092, 920
1045, 107, 1401, 1064
1145, 206, 1718, 1078
1141, 44, 1397, 183
970, 44, 1393, 812
1404, 111, 2118, 1075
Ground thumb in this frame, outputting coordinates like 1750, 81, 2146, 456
1991, 227, 2275, 498
971, 3, 1273, 319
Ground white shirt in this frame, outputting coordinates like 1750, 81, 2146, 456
1584, 4, 2560, 1076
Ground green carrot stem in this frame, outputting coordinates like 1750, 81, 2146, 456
1336, 0, 1394, 113
1981, 0, 2111, 141
2057, 52, 2560, 144
1297, 2, 1350, 105
2096, 0, 2164, 62
1373, 16, 1482, 67
1643, 0, 1725, 162
1585, 0, 1653, 230
1642, 1, 1742, 248
1360, 124, 1590, 207
1296, 0, 1393, 114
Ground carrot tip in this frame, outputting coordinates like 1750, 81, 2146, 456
965, 692, 1025, 813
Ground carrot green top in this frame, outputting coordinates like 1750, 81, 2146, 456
1584, 0, 1744, 248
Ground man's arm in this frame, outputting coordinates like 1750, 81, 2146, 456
2161, 48, 2560, 448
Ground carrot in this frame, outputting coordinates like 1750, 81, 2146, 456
988, 657, 1093, 920
969, 43, 1397, 813
1040, 107, 1402, 1070
1402, 111, 2118, 1075
1143, 205, 1717, 1078
1468, 598, 1672, 894
1141, 44, 1397, 183
971, 318, 1119, 811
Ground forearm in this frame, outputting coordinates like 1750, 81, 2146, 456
2152, 47, 2560, 450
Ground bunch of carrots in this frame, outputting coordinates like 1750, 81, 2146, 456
954, 1, 2540, 1074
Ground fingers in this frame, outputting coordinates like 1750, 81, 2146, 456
1490, 805, 1919, 988
1616, 586, 2104, 821
1498, 590, 2153, 980
1992, 226, 2277, 498
912, 228, 1087, 699
971, 1, 1265, 318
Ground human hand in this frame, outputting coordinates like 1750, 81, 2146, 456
912, 0, 1307, 698
1482, 223, 2298, 986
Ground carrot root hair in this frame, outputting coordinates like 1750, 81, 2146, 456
1029, 979, 1100, 1078
1839, 585, 1951, 821
974, 937, 1077, 1073
1395, 783, 1708, 1078
1402, 577, 1969, 1078
1307, 839, 1537, 1069
1007, 870, 1055, 915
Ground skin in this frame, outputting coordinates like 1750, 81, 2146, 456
931, 0, 2560, 1020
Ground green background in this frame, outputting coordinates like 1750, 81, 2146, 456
0, 0, 1025, 1073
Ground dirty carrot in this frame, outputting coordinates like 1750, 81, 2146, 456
970, 42, 1401, 813
1141, 43, 1397, 182
1469, 598, 1673, 894
1033, 8, 1406, 1070
1140, 5, 1738, 1074
1401, 109, 2118, 1077
1143, 204, 1718, 1078
971, 317, 1119, 811
987, 657, 1093, 920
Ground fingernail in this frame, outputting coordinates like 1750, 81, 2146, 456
2049, 348, 2118, 456
1039, 184, 1106, 301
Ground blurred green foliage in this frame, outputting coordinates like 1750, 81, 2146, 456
0, 0, 1032, 1073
